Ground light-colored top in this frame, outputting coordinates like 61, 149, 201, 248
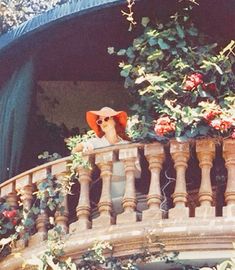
83, 136, 141, 180
83, 135, 129, 149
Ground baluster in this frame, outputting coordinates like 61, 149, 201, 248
195, 139, 215, 217
116, 147, 138, 224
6, 182, 18, 209
51, 161, 69, 233
223, 139, 235, 217
55, 173, 69, 234
4, 183, 19, 250
30, 168, 49, 243
70, 166, 92, 232
168, 141, 190, 219
93, 151, 114, 228
16, 176, 34, 248
142, 143, 164, 221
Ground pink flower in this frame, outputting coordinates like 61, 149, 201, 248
154, 116, 175, 136
183, 80, 195, 91
203, 110, 221, 122
209, 119, 232, 132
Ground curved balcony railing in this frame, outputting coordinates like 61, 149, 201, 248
1, 139, 235, 269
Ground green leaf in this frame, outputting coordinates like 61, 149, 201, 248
148, 37, 158, 46
141, 17, 150, 27
147, 50, 163, 61
176, 135, 188, 142
176, 40, 186, 48
117, 49, 126, 56
187, 26, 198, 36
126, 47, 135, 58
198, 125, 210, 135
176, 24, 185, 39
198, 88, 211, 98
185, 129, 199, 138
157, 38, 170, 50
120, 64, 132, 78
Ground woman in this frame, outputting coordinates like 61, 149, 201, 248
72, 107, 141, 214
72, 107, 131, 153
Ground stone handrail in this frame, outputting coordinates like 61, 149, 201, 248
0, 138, 235, 253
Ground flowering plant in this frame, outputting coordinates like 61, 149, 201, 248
111, 5, 235, 142
0, 200, 20, 237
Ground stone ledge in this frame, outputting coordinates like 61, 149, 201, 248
1, 217, 235, 270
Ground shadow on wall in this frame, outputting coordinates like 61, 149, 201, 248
20, 80, 134, 172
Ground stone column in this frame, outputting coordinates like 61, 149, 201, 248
142, 143, 164, 221
17, 183, 34, 248
168, 140, 190, 219
30, 180, 49, 243
93, 151, 113, 228
116, 147, 138, 224
21, 184, 34, 212
223, 139, 235, 217
35, 210, 48, 241
195, 139, 215, 217
55, 173, 69, 234
69, 167, 92, 232
6, 184, 18, 209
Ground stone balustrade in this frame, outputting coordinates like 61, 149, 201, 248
1, 139, 235, 269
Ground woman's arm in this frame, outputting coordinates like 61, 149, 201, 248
72, 141, 95, 154
71, 142, 84, 154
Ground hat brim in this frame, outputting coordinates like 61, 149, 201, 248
86, 109, 128, 137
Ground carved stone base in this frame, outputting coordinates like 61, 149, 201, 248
11, 239, 27, 252
168, 207, 189, 219
195, 205, 215, 218
142, 208, 162, 221
223, 205, 235, 217
92, 214, 114, 228
116, 211, 137, 224
69, 219, 91, 233
28, 232, 47, 246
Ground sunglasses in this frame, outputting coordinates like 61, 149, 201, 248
96, 116, 111, 125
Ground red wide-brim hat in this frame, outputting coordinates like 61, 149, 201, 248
86, 107, 128, 137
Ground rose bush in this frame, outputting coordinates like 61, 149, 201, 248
110, 4, 235, 142
0, 200, 20, 237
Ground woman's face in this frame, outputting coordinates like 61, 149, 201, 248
96, 116, 116, 133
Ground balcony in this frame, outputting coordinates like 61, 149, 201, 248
0, 138, 235, 269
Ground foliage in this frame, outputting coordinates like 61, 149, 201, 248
0, 172, 73, 259
121, 0, 136, 31
38, 151, 62, 163
0, 0, 69, 35
23, 226, 77, 270
110, 4, 235, 142
65, 130, 96, 176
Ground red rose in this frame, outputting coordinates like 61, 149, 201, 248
190, 73, 203, 86
183, 73, 204, 91
207, 83, 216, 91
3, 209, 17, 219
202, 82, 216, 92
11, 219, 18, 225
